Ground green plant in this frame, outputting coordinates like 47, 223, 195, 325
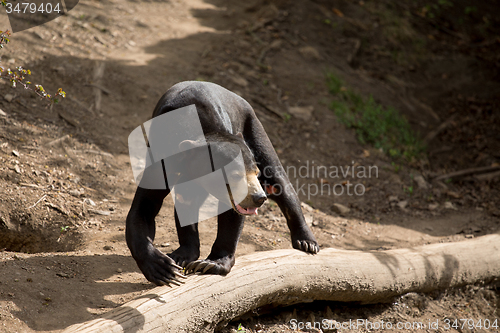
404, 185, 414, 195
391, 162, 401, 173
464, 6, 477, 15
0, 30, 66, 105
422, 0, 454, 19
327, 72, 423, 161
283, 113, 291, 122
326, 72, 344, 95
237, 323, 245, 332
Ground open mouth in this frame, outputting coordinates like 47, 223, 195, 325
234, 201, 258, 215
226, 184, 259, 215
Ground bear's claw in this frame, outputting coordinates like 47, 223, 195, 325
296, 240, 319, 254
186, 260, 217, 274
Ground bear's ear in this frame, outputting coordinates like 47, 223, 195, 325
235, 132, 244, 140
178, 140, 199, 151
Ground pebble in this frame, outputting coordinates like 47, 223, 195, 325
304, 213, 313, 227
397, 200, 408, 209
428, 203, 439, 210
230, 76, 248, 87
331, 203, 350, 215
301, 202, 314, 212
89, 209, 111, 216
69, 189, 81, 197
0, 109, 6, 116
446, 191, 461, 199
117, 268, 123, 273
4, 94, 14, 102
288, 105, 314, 121
84, 198, 96, 206
444, 202, 457, 210
414, 174, 429, 189
388, 195, 399, 203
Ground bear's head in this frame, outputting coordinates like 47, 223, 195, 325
177, 132, 266, 215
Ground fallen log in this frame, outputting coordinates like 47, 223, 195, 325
63, 234, 500, 333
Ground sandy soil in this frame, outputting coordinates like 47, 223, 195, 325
0, 0, 498, 332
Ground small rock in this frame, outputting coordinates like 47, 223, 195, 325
56, 272, 69, 278
288, 105, 314, 121
444, 201, 457, 210
414, 174, 428, 189
103, 245, 113, 251
84, 198, 96, 206
33, 31, 44, 39
304, 213, 313, 227
116, 268, 123, 273
446, 191, 461, 199
331, 203, 350, 215
4, 94, 14, 102
230, 76, 248, 87
159, 243, 170, 247
428, 203, 439, 210
397, 200, 408, 209
14, 165, 21, 174
388, 195, 399, 203
424, 226, 434, 231
301, 202, 314, 212
12, 150, 19, 157
299, 46, 322, 60
89, 209, 111, 216
465, 234, 474, 239
0, 109, 6, 117
69, 189, 82, 197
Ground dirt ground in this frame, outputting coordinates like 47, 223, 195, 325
0, 0, 499, 332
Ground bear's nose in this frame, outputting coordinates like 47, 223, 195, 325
252, 193, 267, 207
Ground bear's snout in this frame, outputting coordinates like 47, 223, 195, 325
252, 192, 267, 207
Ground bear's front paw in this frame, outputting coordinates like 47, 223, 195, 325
293, 239, 320, 254
137, 247, 187, 286
185, 258, 233, 275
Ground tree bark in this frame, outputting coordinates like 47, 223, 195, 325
63, 234, 500, 333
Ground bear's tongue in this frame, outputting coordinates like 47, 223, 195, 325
235, 202, 258, 215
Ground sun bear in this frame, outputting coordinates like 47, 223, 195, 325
126, 81, 319, 286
